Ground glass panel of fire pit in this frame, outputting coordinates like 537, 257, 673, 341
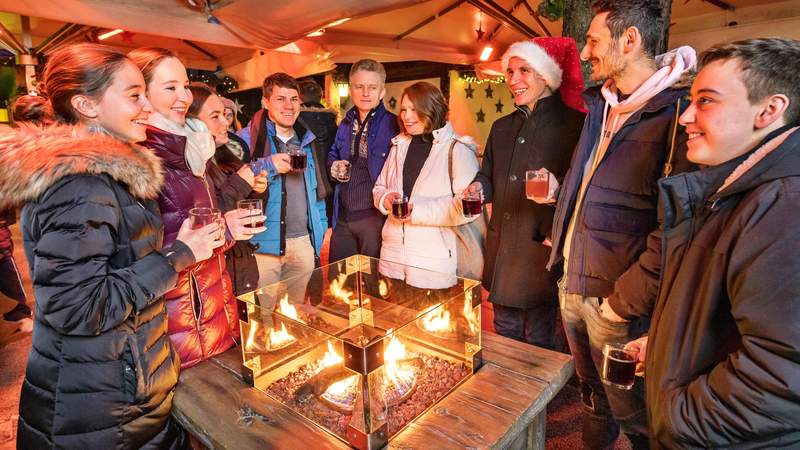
237, 255, 482, 448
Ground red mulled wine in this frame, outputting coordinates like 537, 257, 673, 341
462, 197, 482, 217
244, 219, 265, 229
392, 199, 409, 219
290, 153, 307, 171
602, 348, 636, 389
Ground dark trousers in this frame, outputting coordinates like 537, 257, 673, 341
492, 301, 558, 350
329, 211, 385, 262
1, 254, 30, 321
559, 278, 650, 449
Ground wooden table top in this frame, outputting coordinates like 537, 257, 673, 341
172, 332, 573, 449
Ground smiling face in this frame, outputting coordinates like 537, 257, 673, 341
196, 94, 229, 146
581, 12, 626, 82
145, 56, 191, 126
349, 70, 385, 115
680, 59, 771, 166
505, 57, 550, 109
265, 86, 300, 132
92, 61, 152, 143
399, 94, 427, 136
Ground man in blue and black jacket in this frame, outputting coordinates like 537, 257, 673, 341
327, 59, 399, 262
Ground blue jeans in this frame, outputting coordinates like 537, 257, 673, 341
559, 278, 649, 449
492, 301, 557, 350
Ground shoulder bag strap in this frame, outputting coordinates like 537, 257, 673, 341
447, 139, 457, 197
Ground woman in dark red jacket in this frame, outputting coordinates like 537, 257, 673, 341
129, 47, 265, 368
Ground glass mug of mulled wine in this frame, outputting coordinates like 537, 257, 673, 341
189, 207, 224, 240
237, 199, 264, 229
601, 342, 639, 390
334, 160, 352, 182
525, 168, 551, 201
287, 145, 307, 172
391, 195, 410, 219
462, 191, 482, 218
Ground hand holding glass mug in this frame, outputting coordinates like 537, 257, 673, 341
384, 192, 412, 221
460, 184, 483, 218
177, 208, 226, 262
286, 144, 307, 172
229, 199, 266, 240
271, 153, 292, 174
525, 168, 559, 204
331, 160, 352, 182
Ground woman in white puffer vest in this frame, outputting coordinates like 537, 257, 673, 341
373, 81, 479, 289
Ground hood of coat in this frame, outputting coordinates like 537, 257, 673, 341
0, 126, 164, 210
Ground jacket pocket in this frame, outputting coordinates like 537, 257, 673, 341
122, 338, 138, 404
583, 202, 656, 236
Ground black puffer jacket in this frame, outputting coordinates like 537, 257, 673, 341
640, 128, 800, 448
0, 127, 194, 450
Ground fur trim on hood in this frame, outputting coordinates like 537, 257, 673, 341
0, 126, 164, 210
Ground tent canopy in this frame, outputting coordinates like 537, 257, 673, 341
1, 0, 798, 89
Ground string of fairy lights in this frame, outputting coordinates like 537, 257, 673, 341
459, 73, 505, 85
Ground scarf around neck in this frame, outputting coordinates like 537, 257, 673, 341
148, 112, 216, 177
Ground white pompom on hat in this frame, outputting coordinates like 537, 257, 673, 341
502, 40, 563, 90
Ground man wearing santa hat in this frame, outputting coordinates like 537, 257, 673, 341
547, 0, 697, 448
469, 37, 585, 350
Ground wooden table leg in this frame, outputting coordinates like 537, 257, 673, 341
526, 409, 546, 450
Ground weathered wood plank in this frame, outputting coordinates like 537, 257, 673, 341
173, 356, 348, 450
172, 332, 574, 450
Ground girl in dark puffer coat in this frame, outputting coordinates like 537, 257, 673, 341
1, 43, 223, 450
128, 48, 265, 369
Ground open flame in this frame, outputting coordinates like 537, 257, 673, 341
329, 274, 356, 305
464, 291, 480, 335
277, 294, 304, 323
318, 340, 344, 371
378, 279, 389, 298
384, 331, 416, 392
323, 374, 359, 398
421, 305, 454, 333
268, 322, 296, 349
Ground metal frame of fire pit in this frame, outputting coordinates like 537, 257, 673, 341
237, 255, 483, 450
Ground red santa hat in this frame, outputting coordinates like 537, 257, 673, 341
501, 37, 586, 112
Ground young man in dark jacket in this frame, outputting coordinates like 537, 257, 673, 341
547, 1, 697, 447
328, 59, 399, 262
605, 38, 800, 449
468, 37, 585, 349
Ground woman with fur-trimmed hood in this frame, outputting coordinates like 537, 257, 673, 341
1, 44, 222, 450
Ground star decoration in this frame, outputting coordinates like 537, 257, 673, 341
232, 98, 245, 115
485, 85, 494, 99
388, 96, 397, 110
476, 108, 486, 123
465, 84, 475, 99
495, 100, 504, 113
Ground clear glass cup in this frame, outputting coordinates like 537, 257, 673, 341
287, 145, 306, 172
601, 342, 639, 390
525, 168, 551, 201
336, 160, 352, 182
391, 195, 410, 219
237, 199, 264, 229
189, 207, 221, 229
461, 191, 482, 218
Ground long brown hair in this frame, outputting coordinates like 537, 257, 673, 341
43, 43, 130, 124
187, 83, 216, 118
398, 81, 448, 135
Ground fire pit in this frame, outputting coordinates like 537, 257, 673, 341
237, 255, 482, 449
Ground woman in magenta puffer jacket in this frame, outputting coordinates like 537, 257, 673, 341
129, 47, 264, 368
